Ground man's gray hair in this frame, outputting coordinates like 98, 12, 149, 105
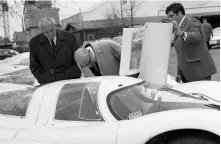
38, 17, 56, 29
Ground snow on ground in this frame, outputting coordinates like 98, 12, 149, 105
0, 52, 32, 93
0, 53, 29, 75
0, 83, 32, 93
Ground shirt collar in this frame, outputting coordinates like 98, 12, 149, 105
86, 46, 95, 58
179, 15, 186, 27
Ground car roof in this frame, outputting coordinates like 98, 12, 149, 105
38, 76, 143, 89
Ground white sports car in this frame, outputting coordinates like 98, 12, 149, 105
0, 76, 219, 144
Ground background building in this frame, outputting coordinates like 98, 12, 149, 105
23, 0, 60, 41
61, 0, 220, 46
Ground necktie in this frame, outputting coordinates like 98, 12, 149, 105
90, 63, 101, 76
50, 39, 56, 55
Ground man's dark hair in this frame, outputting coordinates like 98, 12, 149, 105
165, 3, 185, 15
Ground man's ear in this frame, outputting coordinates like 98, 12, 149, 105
177, 11, 183, 16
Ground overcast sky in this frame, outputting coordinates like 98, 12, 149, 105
0, 0, 219, 38
0, 0, 104, 38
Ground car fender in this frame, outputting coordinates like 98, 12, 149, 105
116, 109, 220, 144
0, 138, 53, 144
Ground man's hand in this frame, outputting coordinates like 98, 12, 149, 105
172, 20, 183, 36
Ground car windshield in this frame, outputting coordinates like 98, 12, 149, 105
0, 87, 37, 117
107, 82, 214, 120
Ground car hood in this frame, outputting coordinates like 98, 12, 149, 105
171, 81, 220, 102
147, 89, 220, 115
134, 81, 220, 116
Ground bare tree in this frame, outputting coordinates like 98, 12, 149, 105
124, 0, 136, 27
104, 6, 122, 37
104, 6, 121, 27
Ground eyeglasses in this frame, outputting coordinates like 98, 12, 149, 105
80, 50, 93, 68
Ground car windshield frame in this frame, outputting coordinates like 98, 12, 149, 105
54, 82, 104, 122
106, 81, 145, 120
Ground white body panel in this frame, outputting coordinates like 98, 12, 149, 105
15, 123, 120, 144
0, 76, 219, 143
0, 139, 53, 144
117, 109, 220, 144
172, 81, 220, 102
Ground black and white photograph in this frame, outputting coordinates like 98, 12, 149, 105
0, 0, 220, 143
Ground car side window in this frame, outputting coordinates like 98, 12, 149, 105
0, 87, 36, 117
55, 83, 103, 121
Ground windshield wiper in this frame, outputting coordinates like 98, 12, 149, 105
190, 93, 220, 103
159, 87, 219, 102
204, 104, 220, 110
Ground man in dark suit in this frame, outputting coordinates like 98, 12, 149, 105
29, 17, 81, 85
166, 3, 217, 83
74, 39, 121, 77
202, 18, 213, 50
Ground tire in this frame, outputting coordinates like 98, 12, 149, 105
166, 134, 219, 144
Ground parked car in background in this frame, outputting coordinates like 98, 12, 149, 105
0, 49, 19, 60
12, 44, 30, 53
209, 27, 220, 48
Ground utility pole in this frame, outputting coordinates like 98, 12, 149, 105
79, 8, 85, 42
0, 0, 10, 39
120, 0, 124, 29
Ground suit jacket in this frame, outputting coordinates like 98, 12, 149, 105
81, 39, 121, 77
202, 22, 213, 41
174, 16, 217, 82
29, 30, 81, 84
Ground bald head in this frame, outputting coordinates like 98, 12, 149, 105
74, 48, 91, 68
39, 17, 56, 39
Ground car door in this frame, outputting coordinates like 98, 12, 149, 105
15, 82, 120, 144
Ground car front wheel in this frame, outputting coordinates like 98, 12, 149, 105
166, 134, 219, 144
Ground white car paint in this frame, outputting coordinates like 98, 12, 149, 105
117, 109, 219, 144
0, 76, 219, 144
172, 81, 220, 102
209, 27, 220, 47
0, 139, 53, 144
